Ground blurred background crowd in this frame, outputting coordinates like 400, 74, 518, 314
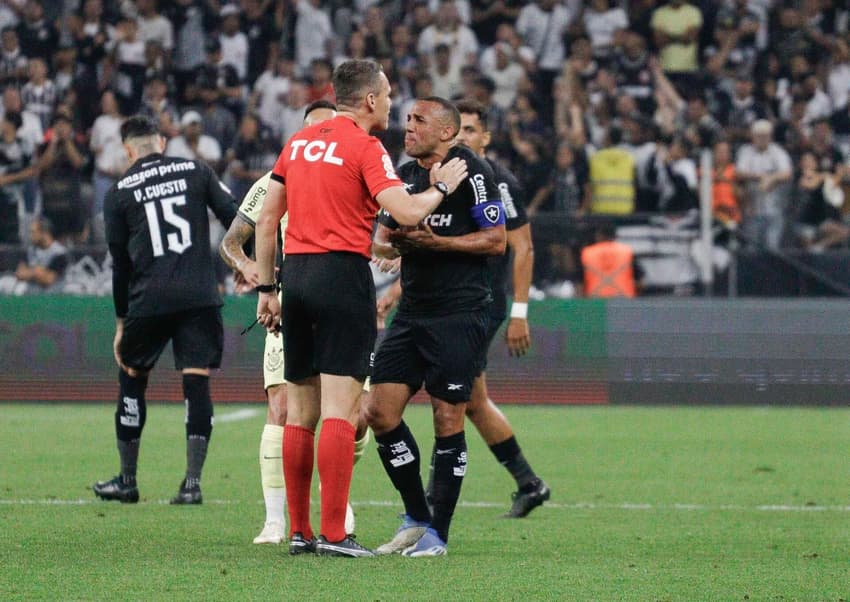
3, 0, 850, 297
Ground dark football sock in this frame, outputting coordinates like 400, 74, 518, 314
375, 421, 431, 523
424, 445, 436, 505
490, 436, 538, 491
117, 439, 139, 485
183, 374, 213, 487
430, 431, 467, 543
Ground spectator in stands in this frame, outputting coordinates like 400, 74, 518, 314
193, 37, 244, 120
218, 4, 248, 82
307, 58, 334, 103
1, 85, 43, 151
165, 109, 222, 171
827, 38, 850, 112
166, 0, 213, 103
479, 41, 524, 110
136, 0, 173, 55
361, 5, 391, 58
428, 42, 463, 99
611, 31, 653, 115
469, 0, 522, 47
0, 111, 35, 244
579, 223, 641, 298
37, 112, 87, 243
241, 0, 281, 85
582, 0, 628, 61
250, 54, 293, 139
650, 0, 703, 89
418, 0, 479, 68
89, 90, 126, 244
110, 16, 147, 115
16, 1, 58, 63
655, 135, 698, 213
711, 139, 741, 227
294, 0, 333, 76
516, 0, 575, 109
0, 217, 69, 294
587, 127, 635, 215
735, 119, 793, 250
224, 112, 277, 203
138, 72, 178, 125
389, 23, 418, 85
20, 57, 56, 131
197, 77, 237, 151
52, 43, 78, 101
0, 27, 29, 88
794, 150, 848, 252
278, 78, 307, 144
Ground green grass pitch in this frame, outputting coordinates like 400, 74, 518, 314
1, 403, 848, 601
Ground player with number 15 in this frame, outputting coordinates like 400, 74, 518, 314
93, 115, 237, 505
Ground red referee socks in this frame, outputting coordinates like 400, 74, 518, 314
318, 418, 355, 543
283, 424, 315, 540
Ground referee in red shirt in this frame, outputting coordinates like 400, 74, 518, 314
254, 59, 468, 557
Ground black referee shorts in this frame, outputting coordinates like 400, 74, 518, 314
120, 306, 224, 372
280, 252, 376, 381
371, 310, 489, 403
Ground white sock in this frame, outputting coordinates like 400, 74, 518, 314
259, 424, 285, 524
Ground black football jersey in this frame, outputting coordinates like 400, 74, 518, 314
486, 157, 529, 319
104, 153, 237, 317
379, 144, 505, 316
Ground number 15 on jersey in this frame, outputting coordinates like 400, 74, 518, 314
143, 195, 193, 257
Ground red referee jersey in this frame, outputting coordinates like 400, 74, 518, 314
270, 115, 402, 258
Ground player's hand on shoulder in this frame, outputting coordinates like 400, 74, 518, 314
430, 157, 468, 193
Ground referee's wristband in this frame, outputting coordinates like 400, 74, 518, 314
254, 283, 276, 293
510, 302, 528, 320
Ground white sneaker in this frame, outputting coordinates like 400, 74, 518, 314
253, 521, 285, 545
375, 514, 429, 555
345, 502, 356, 535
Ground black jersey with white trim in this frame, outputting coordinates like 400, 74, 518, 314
104, 153, 237, 317
486, 157, 529, 319
379, 144, 505, 316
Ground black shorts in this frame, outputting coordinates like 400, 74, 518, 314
480, 313, 505, 371
120, 306, 223, 372
371, 310, 489, 403
281, 252, 376, 381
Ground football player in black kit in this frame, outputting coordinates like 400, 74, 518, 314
93, 115, 237, 505
365, 97, 506, 557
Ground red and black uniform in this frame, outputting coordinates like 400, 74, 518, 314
270, 115, 402, 381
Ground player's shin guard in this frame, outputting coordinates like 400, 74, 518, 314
317, 418, 355, 542
490, 436, 538, 491
430, 431, 467, 543
259, 424, 285, 524
283, 425, 315, 540
375, 421, 431, 523
183, 374, 213, 488
353, 427, 370, 465
115, 370, 149, 484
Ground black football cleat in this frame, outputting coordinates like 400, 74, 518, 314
169, 479, 202, 505
93, 476, 139, 503
504, 479, 551, 518
289, 532, 317, 555
315, 535, 375, 558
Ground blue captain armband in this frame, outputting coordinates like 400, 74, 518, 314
471, 200, 506, 228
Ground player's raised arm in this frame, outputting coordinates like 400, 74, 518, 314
375, 157, 468, 225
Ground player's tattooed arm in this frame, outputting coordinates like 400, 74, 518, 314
219, 213, 261, 287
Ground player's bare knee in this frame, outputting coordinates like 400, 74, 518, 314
266, 384, 287, 426
432, 401, 466, 437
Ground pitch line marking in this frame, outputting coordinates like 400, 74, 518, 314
2, 499, 849, 512
215, 408, 262, 423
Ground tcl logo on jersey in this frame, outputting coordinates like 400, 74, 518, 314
423, 213, 452, 227
288, 139, 343, 165
471, 173, 488, 204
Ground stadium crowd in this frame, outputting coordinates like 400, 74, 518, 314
3, 0, 850, 296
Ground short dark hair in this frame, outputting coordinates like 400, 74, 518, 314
332, 59, 384, 108
120, 115, 159, 142
303, 99, 337, 119
419, 96, 461, 136
3, 110, 21, 130
454, 98, 488, 131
